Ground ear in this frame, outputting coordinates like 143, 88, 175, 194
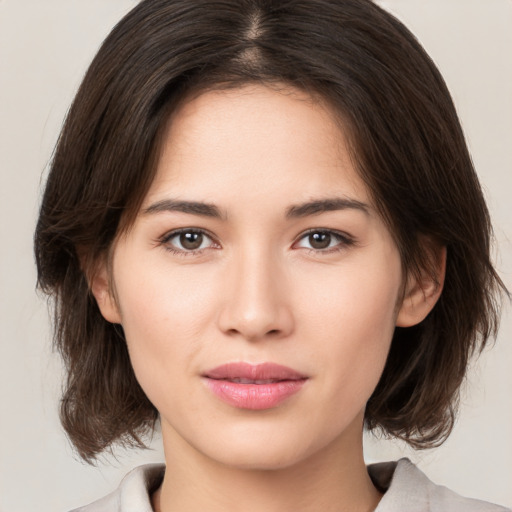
89, 258, 122, 324
396, 242, 446, 327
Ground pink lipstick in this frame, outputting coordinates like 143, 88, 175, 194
203, 362, 307, 410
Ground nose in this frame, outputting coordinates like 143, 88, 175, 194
217, 249, 294, 342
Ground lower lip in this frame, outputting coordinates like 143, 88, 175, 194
204, 378, 307, 410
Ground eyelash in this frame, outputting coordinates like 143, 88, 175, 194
158, 228, 355, 257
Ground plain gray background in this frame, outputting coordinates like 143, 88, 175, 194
1, 1, 511, 511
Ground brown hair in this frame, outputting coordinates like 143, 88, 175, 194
35, 0, 506, 461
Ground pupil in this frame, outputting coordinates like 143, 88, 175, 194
309, 232, 331, 249
180, 232, 203, 250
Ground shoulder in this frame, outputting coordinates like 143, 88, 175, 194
69, 464, 165, 512
369, 458, 511, 512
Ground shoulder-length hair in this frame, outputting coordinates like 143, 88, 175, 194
35, 0, 506, 461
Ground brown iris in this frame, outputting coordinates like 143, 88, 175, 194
308, 232, 332, 249
180, 231, 204, 250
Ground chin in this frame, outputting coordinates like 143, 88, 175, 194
194, 425, 327, 472
210, 444, 310, 472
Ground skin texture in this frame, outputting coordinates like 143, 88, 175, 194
92, 84, 444, 512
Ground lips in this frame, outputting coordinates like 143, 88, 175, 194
203, 362, 308, 410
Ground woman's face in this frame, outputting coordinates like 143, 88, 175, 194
96, 84, 409, 470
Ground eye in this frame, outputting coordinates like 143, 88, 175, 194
294, 229, 354, 252
160, 229, 218, 254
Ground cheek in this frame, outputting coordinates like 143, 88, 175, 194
300, 254, 401, 403
111, 258, 220, 396
116, 251, 218, 331
301, 252, 401, 335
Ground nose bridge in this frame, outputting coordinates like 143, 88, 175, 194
218, 241, 293, 341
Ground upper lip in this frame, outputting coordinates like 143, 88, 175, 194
203, 362, 307, 382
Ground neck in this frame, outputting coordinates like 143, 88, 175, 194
153, 419, 381, 512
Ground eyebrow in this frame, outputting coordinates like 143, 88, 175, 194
143, 199, 225, 219
142, 196, 369, 220
285, 197, 370, 218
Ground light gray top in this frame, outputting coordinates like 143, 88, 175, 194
70, 458, 510, 512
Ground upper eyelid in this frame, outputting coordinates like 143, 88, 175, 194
299, 227, 351, 236
295, 228, 354, 242
161, 227, 217, 242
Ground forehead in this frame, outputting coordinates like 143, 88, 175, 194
143, 84, 371, 212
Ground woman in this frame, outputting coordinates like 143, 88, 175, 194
34, 0, 509, 510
